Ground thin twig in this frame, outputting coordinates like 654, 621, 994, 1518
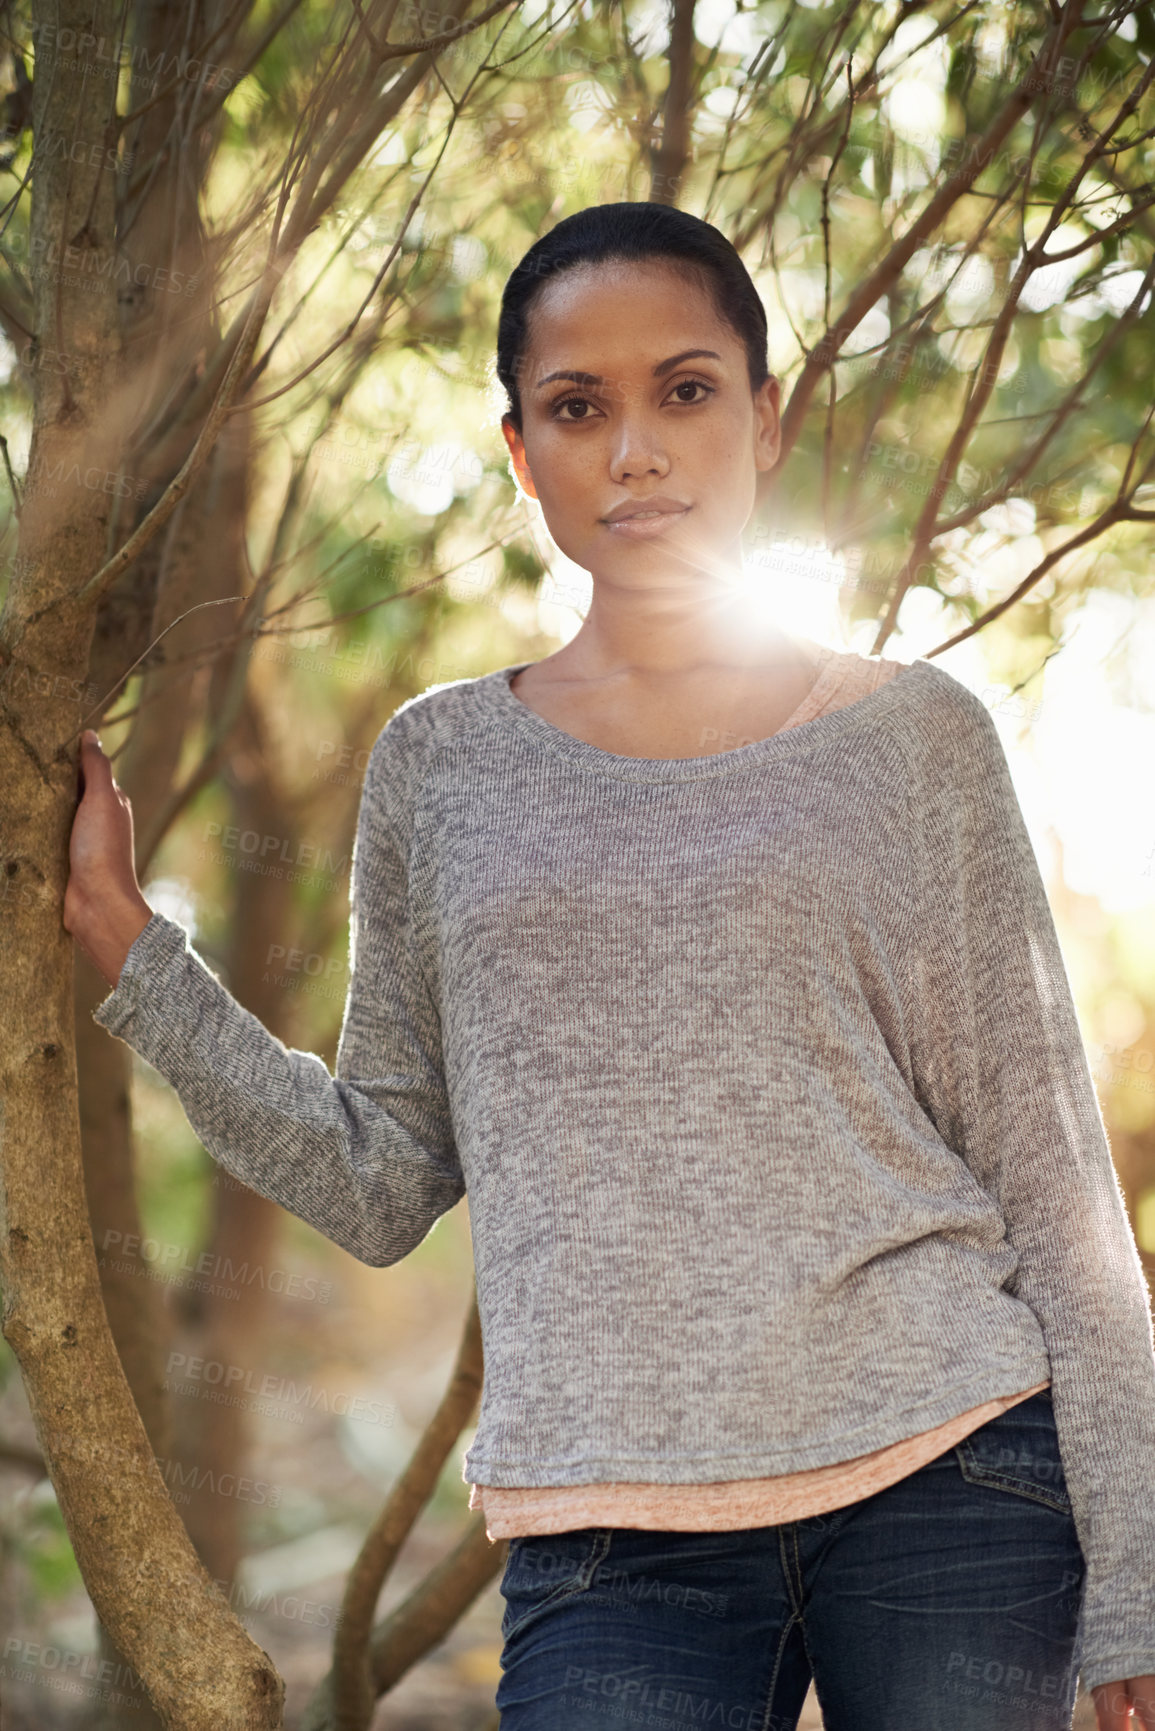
0, 432, 22, 518
64, 597, 248, 744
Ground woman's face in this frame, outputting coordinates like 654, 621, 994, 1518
501, 259, 780, 594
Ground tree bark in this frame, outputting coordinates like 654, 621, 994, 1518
0, 3, 283, 1723
76, 949, 172, 1731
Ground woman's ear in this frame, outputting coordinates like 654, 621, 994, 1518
752, 374, 782, 474
502, 415, 540, 501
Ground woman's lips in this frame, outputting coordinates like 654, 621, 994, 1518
601, 506, 691, 539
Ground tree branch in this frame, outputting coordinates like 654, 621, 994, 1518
329, 1292, 484, 1731
774, 2, 1087, 471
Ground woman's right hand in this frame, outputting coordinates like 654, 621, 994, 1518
64, 731, 153, 989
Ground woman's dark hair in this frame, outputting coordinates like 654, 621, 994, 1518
495, 202, 770, 434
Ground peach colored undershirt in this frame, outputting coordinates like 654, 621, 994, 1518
468, 640, 1050, 1540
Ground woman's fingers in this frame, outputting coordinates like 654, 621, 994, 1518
75, 733, 120, 826
77, 731, 132, 820
62, 734, 152, 981
1130, 1677, 1155, 1730
79, 729, 115, 793
65, 730, 142, 939
1093, 1678, 1155, 1729
1093, 1681, 1130, 1728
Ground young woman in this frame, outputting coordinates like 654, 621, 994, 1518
66, 202, 1155, 1731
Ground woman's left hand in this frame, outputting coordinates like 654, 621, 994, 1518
1093, 1676, 1155, 1728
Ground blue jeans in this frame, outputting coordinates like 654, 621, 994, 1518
495, 1390, 1086, 1730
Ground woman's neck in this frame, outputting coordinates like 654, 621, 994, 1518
555, 590, 811, 680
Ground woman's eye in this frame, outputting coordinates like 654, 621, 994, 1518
550, 378, 714, 420
552, 396, 597, 421
669, 378, 713, 404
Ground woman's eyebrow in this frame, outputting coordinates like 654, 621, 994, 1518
533, 348, 723, 390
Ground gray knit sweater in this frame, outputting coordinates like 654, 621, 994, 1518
93, 654, 1155, 1693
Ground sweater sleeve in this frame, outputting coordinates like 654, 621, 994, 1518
91, 724, 465, 1267
900, 681, 1155, 1695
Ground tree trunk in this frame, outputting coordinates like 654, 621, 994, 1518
76, 951, 172, 1731
0, 3, 283, 1723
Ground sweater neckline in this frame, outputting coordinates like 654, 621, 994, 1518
482, 647, 932, 782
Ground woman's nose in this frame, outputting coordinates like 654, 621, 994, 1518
609, 415, 670, 483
